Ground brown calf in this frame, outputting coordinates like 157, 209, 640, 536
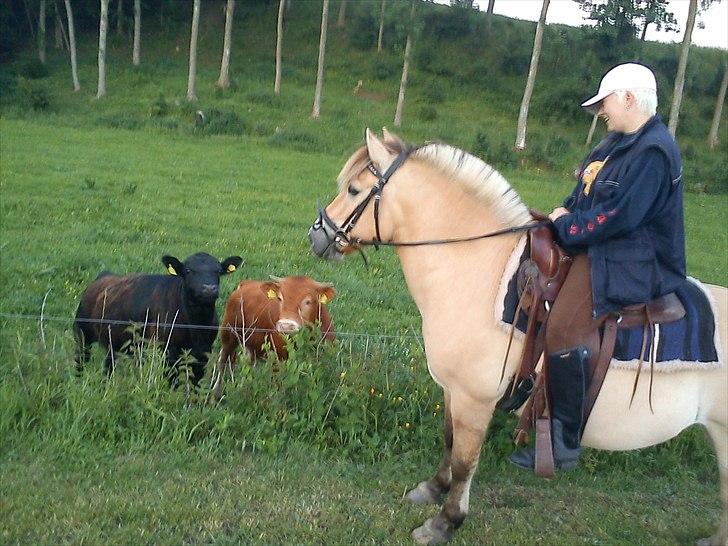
211, 276, 335, 400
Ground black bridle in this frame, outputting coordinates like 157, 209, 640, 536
311, 148, 549, 255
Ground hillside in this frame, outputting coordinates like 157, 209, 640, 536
1, 0, 726, 193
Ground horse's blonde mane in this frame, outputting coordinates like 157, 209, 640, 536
338, 137, 531, 228
413, 143, 532, 227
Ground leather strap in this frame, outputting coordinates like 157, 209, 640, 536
583, 315, 617, 425
535, 418, 555, 478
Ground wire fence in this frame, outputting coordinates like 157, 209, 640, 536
0, 311, 425, 342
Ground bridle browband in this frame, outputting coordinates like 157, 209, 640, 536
313, 147, 550, 253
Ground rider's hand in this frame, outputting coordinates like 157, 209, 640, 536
548, 207, 570, 222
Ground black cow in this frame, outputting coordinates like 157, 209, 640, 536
74, 252, 243, 385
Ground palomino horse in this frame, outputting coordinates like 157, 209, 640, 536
308, 129, 727, 545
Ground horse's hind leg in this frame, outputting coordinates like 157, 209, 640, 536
699, 419, 728, 546
407, 390, 453, 505
411, 392, 494, 545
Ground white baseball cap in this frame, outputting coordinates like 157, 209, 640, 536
581, 63, 657, 113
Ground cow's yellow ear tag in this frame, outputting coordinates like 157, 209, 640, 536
267, 288, 278, 299
167, 266, 178, 275
319, 294, 329, 304
227, 264, 237, 273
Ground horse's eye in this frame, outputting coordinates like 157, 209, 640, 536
348, 185, 360, 197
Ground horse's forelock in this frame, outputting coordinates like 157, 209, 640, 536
336, 136, 410, 192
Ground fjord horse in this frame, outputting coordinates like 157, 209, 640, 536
308, 129, 727, 545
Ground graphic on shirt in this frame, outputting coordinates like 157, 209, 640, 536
581, 160, 605, 196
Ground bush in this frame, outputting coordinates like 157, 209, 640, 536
17, 78, 51, 111
371, 57, 397, 81
198, 108, 247, 136
472, 131, 517, 169
421, 80, 446, 104
20, 60, 49, 79
98, 113, 145, 130
268, 128, 324, 154
418, 105, 438, 122
149, 93, 169, 118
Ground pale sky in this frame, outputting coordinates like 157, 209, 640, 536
438, 0, 728, 50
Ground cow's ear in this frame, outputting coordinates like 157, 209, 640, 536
317, 284, 336, 305
365, 128, 394, 174
162, 255, 184, 276
221, 256, 244, 275
260, 281, 280, 300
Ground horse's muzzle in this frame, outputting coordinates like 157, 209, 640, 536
308, 203, 345, 261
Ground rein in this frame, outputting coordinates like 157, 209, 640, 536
350, 220, 551, 248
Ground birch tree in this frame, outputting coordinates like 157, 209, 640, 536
394, 1, 416, 128
39, 0, 47, 64
667, 0, 697, 136
585, 113, 599, 147
133, 0, 140, 66
64, 0, 80, 90
708, 60, 728, 150
487, 0, 495, 14
377, 0, 386, 52
311, 0, 329, 119
336, 0, 347, 28
116, 0, 123, 36
55, 0, 70, 51
187, 0, 201, 102
274, 0, 285, 95
216, 0, 235, 89
97, 0, 109, 99
515, 0, 549, 149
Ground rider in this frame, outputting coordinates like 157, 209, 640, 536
509, 62, 686, 472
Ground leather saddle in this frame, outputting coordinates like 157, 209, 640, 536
501, 211, 686, 477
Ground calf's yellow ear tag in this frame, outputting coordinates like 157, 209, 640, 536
319, 294, 329, 304
167, 266, 178, 275
227, 264, 237, 273
267, 288, 278, 299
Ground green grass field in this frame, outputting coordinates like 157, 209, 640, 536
2, 2, 727, 541
1, 116, 725, 545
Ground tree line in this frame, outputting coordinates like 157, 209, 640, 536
3, 0, 726, 151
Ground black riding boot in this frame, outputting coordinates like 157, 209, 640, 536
508, 346, 589, 471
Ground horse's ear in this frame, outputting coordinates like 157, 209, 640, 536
365, 128, 394, 173
382, 126, 399, 145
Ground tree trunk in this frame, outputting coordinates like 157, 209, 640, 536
515, 0, 549, 150
487, 0, 495, 14
116, 0, 123, 36
585, 113, 599, 146
216, 0, 235, 89
39, 0, 47, 64
274, 0, 285, 95
133, 0, 140, 66
64, 0, 80, 91
640, 19, 649, 41
394, 1, 415, 128
97, 0, 109, 99
311, 0, 329, 119
336, 0, 346, 28
187, 0, 201, 102
55, 1, 69, 50
23, 0, 36, 40
668, 0, 697, 137
707, 61, 728, 150
377, 0, 385, 53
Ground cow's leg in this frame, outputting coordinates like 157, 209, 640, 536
407, 389, 452, 505
73, 323, 92, 375
698, 419, 728, 546
411, 392, 493, 545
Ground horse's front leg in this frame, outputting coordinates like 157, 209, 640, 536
411, 393, 494, 545
407, 390, 453, 505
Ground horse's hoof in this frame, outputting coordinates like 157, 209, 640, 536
406, 481, 441, 506
411, 518, 451, 545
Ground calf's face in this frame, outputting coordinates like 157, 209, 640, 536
261, 277, 335, 334
163, 253, 243, 305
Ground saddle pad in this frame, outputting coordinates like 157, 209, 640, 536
496, 242, 723, 372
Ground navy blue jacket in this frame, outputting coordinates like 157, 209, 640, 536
553, 115, 686, 317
